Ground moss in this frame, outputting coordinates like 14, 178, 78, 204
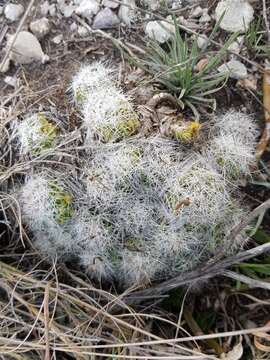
174, 121, 202, 144
125, 238, 144, 252
74, 88, 87, 104
130, 148, 144, 164
107, 247, 122, 266
38, 113, 58, 150
99, 118, 141, 143
116, 118, 141, 138
98, 126, 115, 142
216, 155, 242, 180
165, 192, 181, 211
49, 182, 73, 224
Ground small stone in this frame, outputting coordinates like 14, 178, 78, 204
218, 60, 248, 80
145, 20, 174, 44
0, 6, 4, 15
237, 75, 257, 91
63, 4, 76, 17
49, 4, 57, 17
57, 0, 66, 13
199, 10, 211, 23
190, 6, 203, 18
4, 3, 24, 21
40, 1, 56, 16
75, 0, 100, 21
215, 0, 254, 33
102, 0, 119, 9
197, 35, 208, 50
30, 18, 50, 39
178, 16, 199, 30
52, 34, 63, 44
144, 0, 160, 11
78, 25, 88, 37
40, 1, 50, 16
70, 22, 78, 32
4, 75, 18, 87
228, 35, 244, 54
1, 31, 49, 72
118, 0, 136, 26
171, 1, 183, 10
93, 8, 120, 29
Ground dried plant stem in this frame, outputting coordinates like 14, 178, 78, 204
256, 67, 270, 160
224, 270, 270, 290
262, 0, 270, 43
183, 309, 223, 355
44, 282, 51, 360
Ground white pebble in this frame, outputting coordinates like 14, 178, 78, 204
78, 25, 88, 37
75, 0, 100, 20
118, 0, 136, 26
52, 34, 63, 44
30, 18, 50, 39
1, 31, 49, 73
215, 0, 254, 33
4, 3, 24, 22
218, 60, 248, 80
197, 35, 208, 50
102, 0, 119, 9
145, 20, 174, 44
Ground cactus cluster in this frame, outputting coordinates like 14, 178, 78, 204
15, 113, 58, 155
14, 62, 258, 288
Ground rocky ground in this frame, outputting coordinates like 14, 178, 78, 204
0, 0, 270, 359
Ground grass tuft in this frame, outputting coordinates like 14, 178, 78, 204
131, 17, 238, 118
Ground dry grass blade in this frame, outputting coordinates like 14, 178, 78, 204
256, 66, 270, 160
0, 260, 213, 359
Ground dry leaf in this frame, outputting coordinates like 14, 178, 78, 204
237, 76, 257, 91
195, 58, 209, 72
253, 321, 270, 353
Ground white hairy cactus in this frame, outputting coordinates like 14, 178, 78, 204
71, 62, 113, 105
15, 113, 58, 155
71, 62, 140, 143
15, 63, 258, 289
83, 86, 140, 143
163, 154, 232, 225
71, 212, 115, 282
205, 110, 259, 181
211, 110, 258, 144
19, 174, 74, 258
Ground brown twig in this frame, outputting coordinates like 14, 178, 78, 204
224, 270, 270, 290
256, 67, 270, 160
